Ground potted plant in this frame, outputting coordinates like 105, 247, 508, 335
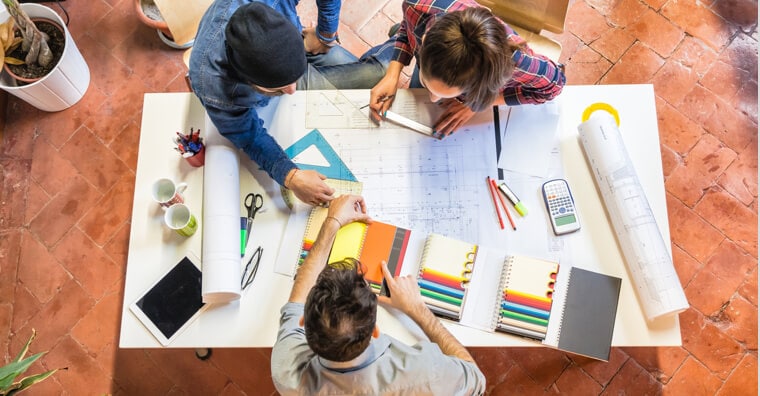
0, 329, 65, 395
134, 0, 194, 49
0, 0, 89, 112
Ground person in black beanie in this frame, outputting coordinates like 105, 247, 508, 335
189, 0, 393, 206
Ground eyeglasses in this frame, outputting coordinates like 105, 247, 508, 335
241, 246, 263, 290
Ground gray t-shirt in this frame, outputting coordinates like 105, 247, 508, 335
271, 302, 486, 395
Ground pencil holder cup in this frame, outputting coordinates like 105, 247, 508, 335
185, 144, 205, 167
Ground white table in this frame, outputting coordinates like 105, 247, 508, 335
119, 85, 681, 348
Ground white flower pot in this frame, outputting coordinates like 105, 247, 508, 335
0, 3, 90, 112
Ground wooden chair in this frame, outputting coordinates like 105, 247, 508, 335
476, 0, 569, 62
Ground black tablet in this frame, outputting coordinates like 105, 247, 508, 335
129, 253, 207, 346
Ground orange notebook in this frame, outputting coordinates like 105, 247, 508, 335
327, 220, 411, 295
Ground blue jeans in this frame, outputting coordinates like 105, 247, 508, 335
410, 66, 422, 89
297, 39, 396, 90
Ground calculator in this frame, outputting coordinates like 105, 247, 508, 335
542, 179, 581, 235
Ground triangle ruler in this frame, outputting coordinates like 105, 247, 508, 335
284, 129, 357, 182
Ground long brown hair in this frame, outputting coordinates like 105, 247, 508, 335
420, 7, 517, 112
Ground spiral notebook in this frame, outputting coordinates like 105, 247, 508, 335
416, 234, 478, 321
474, 253, 622, 361
408, 235, 622, 361
494, 256, 559, 339
293, 179, 363, 271
326, 220, 412, 295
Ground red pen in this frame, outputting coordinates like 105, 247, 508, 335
491, 178, 516, 230
486, 176, 504, 230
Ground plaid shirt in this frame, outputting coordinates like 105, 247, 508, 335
392, 0, 566, 105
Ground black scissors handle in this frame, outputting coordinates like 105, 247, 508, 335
245, 193, 263, 218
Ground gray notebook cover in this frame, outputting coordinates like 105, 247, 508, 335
556, 267, 622, 361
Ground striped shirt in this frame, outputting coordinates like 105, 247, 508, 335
392, 0, 566, 105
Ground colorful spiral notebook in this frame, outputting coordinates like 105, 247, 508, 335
416, 234, 477, 321
294, 179, 363, 270
481, 254, 622, 361
403, 233, 622, 361
494, 256, 559, 340
326, 220, 412, 295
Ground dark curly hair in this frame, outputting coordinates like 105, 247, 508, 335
304, 258, 378, 362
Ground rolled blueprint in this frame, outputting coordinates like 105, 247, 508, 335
201, 115, 241, 303
577, 107, 688, 321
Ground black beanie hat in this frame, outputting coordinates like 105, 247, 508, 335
225, 2, 307, 88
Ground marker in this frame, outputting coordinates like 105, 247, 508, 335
383, 110, 434, 136
498, 182, 528, 216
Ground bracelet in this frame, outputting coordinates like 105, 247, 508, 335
325, 216, 342, 227
317, 31, 340, 47
285, 169, 298, 188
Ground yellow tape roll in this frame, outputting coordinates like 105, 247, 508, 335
581, 103, 620, 126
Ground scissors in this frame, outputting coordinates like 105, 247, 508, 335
244, 193, 263, 248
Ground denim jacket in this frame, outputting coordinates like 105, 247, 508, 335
189, 0, 341, 185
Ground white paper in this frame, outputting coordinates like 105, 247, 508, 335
201, 115, 242, 303
577, 111, 688, 321
498, 102, 560, 177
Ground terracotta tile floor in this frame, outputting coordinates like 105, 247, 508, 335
0, 0, 757, 394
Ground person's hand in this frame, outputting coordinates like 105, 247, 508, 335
369, 74, 400, 122
378, 261, 427, 319
326, 194, 371, 226
286, 169, 335, 206
302, 26, 332, 55
432, 99, 476, 139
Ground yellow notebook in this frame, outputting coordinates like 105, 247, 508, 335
328, 222, 367, 263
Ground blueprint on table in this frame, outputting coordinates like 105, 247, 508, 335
274, 90, 501, 276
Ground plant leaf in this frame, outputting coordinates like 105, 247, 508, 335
0, 352, 44, 390
12, 329, 35, 364
13, 368, 61, 392
4, 56, 23, 65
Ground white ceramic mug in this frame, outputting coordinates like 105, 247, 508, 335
164, 203, 198, 237
151, 178, 187, 209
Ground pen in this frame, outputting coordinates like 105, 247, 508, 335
498, 182, 528, 216
486, 176, 504, 230
491, 178, 516, 230
360, 95, 395, 110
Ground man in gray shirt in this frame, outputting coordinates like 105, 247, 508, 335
271, 194, 486, 395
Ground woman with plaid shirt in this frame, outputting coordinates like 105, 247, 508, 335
368, 0, 566, 138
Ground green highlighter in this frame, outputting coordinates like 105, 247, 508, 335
240, 217, 247, 257
498, 182, 528, 217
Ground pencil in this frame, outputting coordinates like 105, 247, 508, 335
486, 176, 504, 229
491, 178, 516, 230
